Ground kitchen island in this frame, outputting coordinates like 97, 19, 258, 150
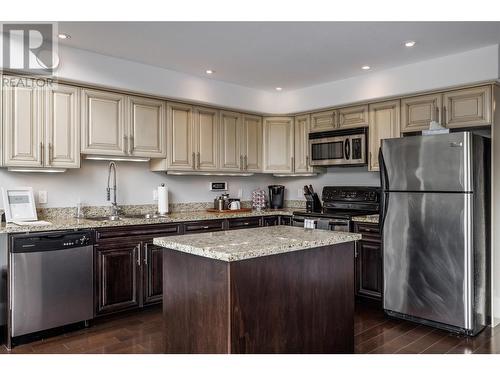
153, 226, 361, 354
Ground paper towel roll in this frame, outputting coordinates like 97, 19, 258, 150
158, 184, 169, 214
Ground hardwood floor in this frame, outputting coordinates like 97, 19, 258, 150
1, 303, 499, 354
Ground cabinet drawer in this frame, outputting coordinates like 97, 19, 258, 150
227, 217, 262, 230
262, 216, 279, 226
353, 222, 380, 242
96, 223, 181, 241
280, 216, 292, 226
184, 220, 225, 233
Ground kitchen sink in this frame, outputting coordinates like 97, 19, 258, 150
122, 213, 165, 219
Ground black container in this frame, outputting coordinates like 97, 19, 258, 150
268, 185, 285, 209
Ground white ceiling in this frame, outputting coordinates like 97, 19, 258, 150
58, 22, 500, 91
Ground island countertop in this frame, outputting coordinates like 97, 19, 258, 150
153, 226, 361, 262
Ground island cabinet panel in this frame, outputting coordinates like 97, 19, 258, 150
163, 250, 230, 354
142, 241, 164, 305
162, 242, 355, 354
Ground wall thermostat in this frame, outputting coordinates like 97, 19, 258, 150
210, 182, 228, 191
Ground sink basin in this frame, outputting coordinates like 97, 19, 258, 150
87, 215, 122, 222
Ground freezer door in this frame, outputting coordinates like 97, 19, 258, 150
381, 132, 472, 192
383, 192, 473, 330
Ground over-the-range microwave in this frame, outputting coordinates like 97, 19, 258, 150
309, 128, 367, 166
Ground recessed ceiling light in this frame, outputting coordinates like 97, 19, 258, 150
205, 69, 214, 75
58, 33, 71, 40
361, 66, 371, 70
404, 40, 416, 47
275, 87, 283, 91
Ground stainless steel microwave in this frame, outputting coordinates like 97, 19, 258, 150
309, 128, 367, 166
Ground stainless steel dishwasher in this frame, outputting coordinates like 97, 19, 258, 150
10, 230, 94, 341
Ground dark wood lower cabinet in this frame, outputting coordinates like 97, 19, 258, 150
353, 222, 382, 301
262, 216, 279, 226
95, 242, 141, 315
143, 241, 164, 305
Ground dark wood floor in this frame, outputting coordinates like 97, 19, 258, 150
1, 303, 500, 354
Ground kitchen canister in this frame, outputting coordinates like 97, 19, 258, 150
251, 188, 267, 211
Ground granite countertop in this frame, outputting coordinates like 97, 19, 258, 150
351, 214, 380, 224
0, 209, 295, 234
153, 226, 361, 262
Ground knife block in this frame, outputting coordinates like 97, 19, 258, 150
305, 193, 322, 213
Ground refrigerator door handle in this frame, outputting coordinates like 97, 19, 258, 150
378, 147, 390, 234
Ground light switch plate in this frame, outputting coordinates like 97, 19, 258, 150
38, 190, 48, 204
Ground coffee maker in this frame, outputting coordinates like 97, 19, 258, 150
268, 185, 285, 209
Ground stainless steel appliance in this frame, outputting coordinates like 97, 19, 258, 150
293, 186, 379, 231
268, 185, 285, 209
9, 230, 94, 344
309, 128, 367, 166
379, 131, 490, 336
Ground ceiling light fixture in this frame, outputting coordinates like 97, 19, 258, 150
275, 87, 283, 91
205, 69, 214, 75
404, 40, 416, 47
58, 33, 71, 40
361, 66, 371, 70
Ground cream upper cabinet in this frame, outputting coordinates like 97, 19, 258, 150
310, 110, 336, 132
294, 114, 312, 173
241, 114, 262, 172
219, 111, 242, 171
263, 117, 294, 173
401, 93, 442, 133
368, 100, 400, 172
194, 107, 219, 171
166, 102, 194, 170
338, 105, 369, 129
128, 96, 166, 157
81, 89, 127, 156
0, 73, 3, 167
2, 81, 43, 167
45, 84, 80, 168
443, 86, 491, 128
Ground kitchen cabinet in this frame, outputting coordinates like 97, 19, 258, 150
443, 86, 491, 128
2, 79, 43, 167
166, 102, 194, 170
337, 105, 369, 129
81, 88, 127, 156
368, 100, 400, 171
310, 110, 336, 132
227, 216, 262, 229
263, 117, 294, 173
294, 114, 312, 173
401, 93, 442, 133
0, 73, 3, 167
194, 107, 219, 171
184, 219, 225, 233
95, 241, 141, 315
95, 224, 181, 315
279, 216, 292, 226
3, 79, 80, 168
353, 222, 382, 301
263, 216, 279, 226
219, 111, 243, 171
128, 96, 166, 157
241, 114, 262, 172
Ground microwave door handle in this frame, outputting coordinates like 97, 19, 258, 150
345, 139, 350, 160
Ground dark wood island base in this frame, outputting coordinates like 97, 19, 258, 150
162, 242, 355, 354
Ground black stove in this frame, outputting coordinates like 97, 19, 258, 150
293, 186, 380, 229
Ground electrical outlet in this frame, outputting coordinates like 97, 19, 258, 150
297, 188, 303, 198
237, 188, 243, 198
153, 189, 158, 201
38, 190, 48, 204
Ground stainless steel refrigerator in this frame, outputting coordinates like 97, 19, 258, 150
379, 131, 489, 336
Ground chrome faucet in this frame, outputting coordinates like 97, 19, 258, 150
106, 162, 119, 218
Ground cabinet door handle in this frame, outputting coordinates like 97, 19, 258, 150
136, 244, 141, 266
240, 155, 243, 170
443, 105, 447, 126
48, 143, 53, 165
192, 152, 196, 169
129, 135, 134, 155
124, 136, 128, 154
197, 152, 201, 169
40, 142, 44, 166
435, 106, 440, 124
144, 243, 148, 265
244, 155, 248, 170
291, 156, 295, 172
